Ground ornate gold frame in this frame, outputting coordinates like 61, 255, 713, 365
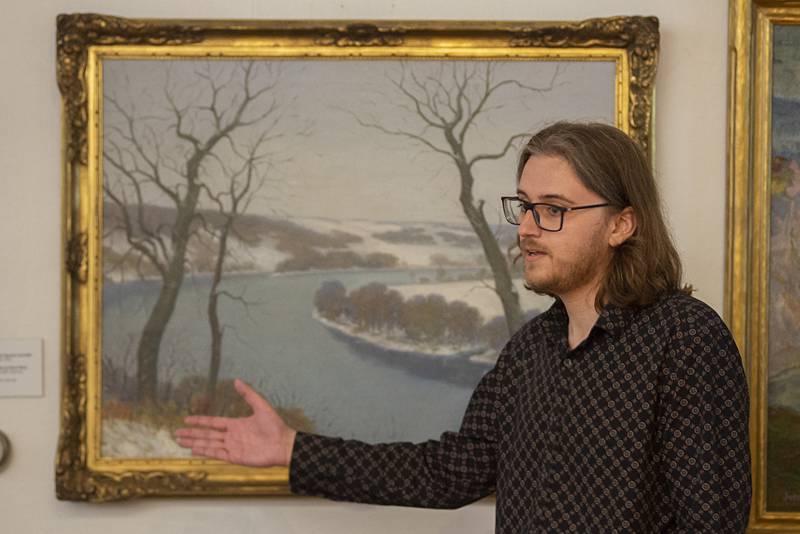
728, 0, 800, 531
56, 14, 659, 501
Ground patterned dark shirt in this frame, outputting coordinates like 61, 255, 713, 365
290, 292, 751, 533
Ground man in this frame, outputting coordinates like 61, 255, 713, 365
175, 122, 752, 532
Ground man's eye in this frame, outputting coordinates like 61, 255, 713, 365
545, 205, 562, 216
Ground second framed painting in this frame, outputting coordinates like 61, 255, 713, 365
729, 0, 800, 531
56, 14, 658, 500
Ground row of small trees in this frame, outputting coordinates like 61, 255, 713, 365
315, 281, 485, 347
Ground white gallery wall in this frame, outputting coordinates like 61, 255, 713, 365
0, 1, 728, 533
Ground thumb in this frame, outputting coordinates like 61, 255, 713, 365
234, 378, 271, 413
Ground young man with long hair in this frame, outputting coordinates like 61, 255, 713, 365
176, 122, 751, 533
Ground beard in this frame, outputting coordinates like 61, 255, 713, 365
521, 231, 609, 298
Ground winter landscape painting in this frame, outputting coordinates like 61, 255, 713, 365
98, 57, 615, 458
767, 23, 800, 513
57, 16, 660, 500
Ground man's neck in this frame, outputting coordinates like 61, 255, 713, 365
560, 284, 602, 350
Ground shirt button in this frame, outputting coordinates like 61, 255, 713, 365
563, 358, 573, 368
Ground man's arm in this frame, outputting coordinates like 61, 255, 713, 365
657, 301, 752, 532
289, 343, 517, 508
176, 341, 518, 508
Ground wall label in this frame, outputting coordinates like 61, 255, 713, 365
0, 339, 43, 397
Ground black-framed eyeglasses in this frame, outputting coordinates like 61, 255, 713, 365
500, 196, 611, 232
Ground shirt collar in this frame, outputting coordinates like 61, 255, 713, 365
594, 302, 635, 338
542, 298, 634, 341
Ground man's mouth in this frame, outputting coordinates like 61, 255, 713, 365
521, 242, 547, 256
524, 248, 547, 260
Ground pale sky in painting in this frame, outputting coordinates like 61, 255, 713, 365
103, 58, 614, 224
773, 25, 800, 100
769, 24, 800, 380
773, 25, 800, 161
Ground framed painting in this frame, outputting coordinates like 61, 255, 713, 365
728, 0, 800, 530
56, 14, 658, 500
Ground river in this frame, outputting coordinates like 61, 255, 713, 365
103, 267, 503, 446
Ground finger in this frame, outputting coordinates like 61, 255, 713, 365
174, 428, 226, 441
175, 437, 194, 450
189, 446, 230, 463
183, 415, 229, 430
175, 436, 225, 450
234, 378, 271, 412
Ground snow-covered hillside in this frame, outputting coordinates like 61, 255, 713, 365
103, 206, 519, 281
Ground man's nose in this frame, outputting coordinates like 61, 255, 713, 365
518, 209, 541, 237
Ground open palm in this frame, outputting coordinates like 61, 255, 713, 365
174, 379, 297, 467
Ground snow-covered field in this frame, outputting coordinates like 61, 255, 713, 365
299, 217, 485, 268
315, 311, 484, 358
225, 234, 290, 272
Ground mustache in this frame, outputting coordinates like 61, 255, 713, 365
518, 237, 549, 255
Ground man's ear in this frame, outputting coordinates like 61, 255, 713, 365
608, 206, 636, 247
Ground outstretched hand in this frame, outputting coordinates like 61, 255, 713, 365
174, 379, 297, 467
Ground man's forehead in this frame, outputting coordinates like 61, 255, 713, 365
518, 154, 591, 202
516, 190, 575, 204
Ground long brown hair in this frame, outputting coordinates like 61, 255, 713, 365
517, 121, 691, 310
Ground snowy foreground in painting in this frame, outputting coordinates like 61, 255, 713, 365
102, 420, 192, 458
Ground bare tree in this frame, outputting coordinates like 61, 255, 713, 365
199, 129, 277, 413
348, 62, 561, 337
104, 61, 284, 404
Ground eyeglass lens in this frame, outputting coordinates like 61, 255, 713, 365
503, 199, 562, 230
